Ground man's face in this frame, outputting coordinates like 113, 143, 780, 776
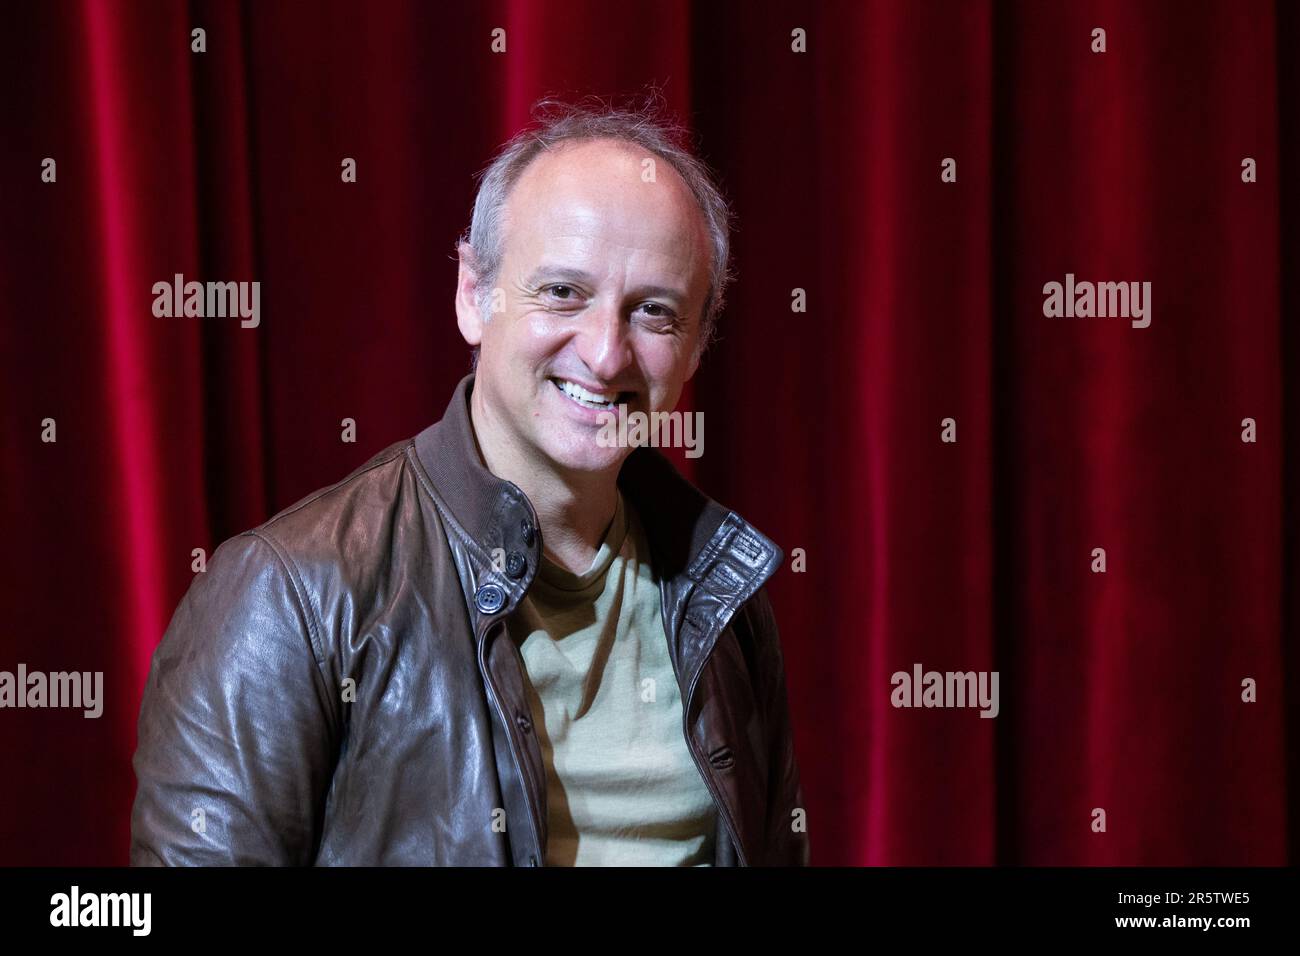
457, 137, 710, 476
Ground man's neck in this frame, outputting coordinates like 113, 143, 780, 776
469, 385, 621, 577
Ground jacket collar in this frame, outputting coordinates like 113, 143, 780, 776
411, 372, 783, 638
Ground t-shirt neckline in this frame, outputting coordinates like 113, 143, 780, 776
534, 490, 629, 595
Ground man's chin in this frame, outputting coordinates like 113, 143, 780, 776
537, 433, 629, 476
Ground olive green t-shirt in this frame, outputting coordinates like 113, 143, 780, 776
507, 490, 717, 866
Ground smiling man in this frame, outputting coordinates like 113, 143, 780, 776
130, 98, 810, 867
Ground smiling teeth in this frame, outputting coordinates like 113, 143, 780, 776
556, 379, 616, 408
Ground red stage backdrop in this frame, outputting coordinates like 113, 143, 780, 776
1, 0, 1297, 866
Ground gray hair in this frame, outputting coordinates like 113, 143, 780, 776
459, 94, 734, 367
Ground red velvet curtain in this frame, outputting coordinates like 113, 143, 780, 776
1, 0, 1295, 866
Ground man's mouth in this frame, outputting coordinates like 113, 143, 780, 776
549, 377, 634, 411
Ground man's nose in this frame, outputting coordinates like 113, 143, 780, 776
576, 302, 633, 381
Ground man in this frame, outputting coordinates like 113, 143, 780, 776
130, 100, 809, 867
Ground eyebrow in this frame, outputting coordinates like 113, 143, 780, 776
523, 266, 597, 288
523, 266, 689, 303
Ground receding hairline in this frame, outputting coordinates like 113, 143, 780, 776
495, 135, 711, 251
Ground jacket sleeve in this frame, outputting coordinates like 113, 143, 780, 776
745, 585, 811, 866
130, 531, 340, 865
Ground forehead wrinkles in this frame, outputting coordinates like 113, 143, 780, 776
508, 196, 706, 278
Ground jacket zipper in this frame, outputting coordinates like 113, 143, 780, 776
681, 631, 749, 867
478, 617, 546, 866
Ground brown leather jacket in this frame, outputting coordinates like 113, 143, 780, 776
130, 372, 809, 866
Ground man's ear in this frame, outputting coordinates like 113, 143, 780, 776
455, 242, 485, 347
686, 345, 701, 381
685, 323, 705, 380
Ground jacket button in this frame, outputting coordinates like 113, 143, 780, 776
506, 551, 527, 579
516, 712, 532, 733
521, 520, 536, 547
475, 583, 506, 614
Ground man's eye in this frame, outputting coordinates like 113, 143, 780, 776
641, 302, 674, 319
545, 284, 575, 299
